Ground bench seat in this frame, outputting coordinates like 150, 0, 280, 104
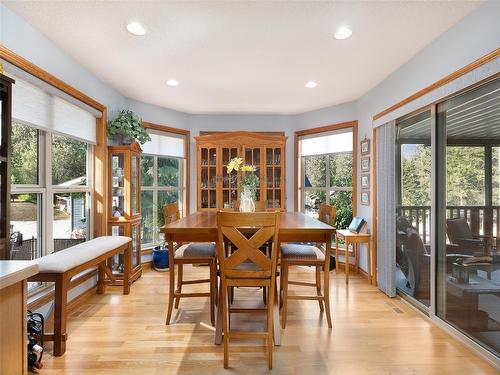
29, 236, 132, 357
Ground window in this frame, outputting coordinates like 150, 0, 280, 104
140, 155, 185, 248
298, 129, 354, 230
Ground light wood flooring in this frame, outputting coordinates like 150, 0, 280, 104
40, 266, 498, 374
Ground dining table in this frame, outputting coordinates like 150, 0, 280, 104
160, 210, 336, 346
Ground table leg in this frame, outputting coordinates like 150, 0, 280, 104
335, 236, 339, 275
323, 236, 333, 328
367, 239, 372, 285
345, 239, 350, 284
166, 239, 175, 325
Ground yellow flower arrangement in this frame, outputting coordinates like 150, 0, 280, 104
226, 157, 259, 199
226, 157, 243, 174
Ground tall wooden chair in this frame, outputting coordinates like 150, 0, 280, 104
216, 211, 280, 369
279, 203, 335, 329
164, 203, 217, 326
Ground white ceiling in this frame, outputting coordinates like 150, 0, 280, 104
4, 1, 482, 115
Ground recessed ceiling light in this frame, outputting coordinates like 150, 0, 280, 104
166, 79, 179, 87
334, 26, 352, 40
126, 22, 146, 36
305, 81, 317, 88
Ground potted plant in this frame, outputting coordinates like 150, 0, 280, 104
107, 110, 151, 145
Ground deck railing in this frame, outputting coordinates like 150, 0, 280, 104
398, 205, 500, 245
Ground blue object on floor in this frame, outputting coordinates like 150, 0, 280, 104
152, 246, 169, 271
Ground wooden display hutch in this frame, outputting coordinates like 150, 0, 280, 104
195, 131, 287, 211
107, 141, 142, 283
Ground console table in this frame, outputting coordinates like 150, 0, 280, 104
335, 229, 373, 284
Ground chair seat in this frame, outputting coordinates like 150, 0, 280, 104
280, 244, 325, 261
175, 243, 216, 258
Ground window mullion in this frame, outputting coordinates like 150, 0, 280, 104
45, 131, 54, 255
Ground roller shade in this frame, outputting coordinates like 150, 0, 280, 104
299, 128, 353, 156
8, 72, 97, 144
141, 130, 185, 158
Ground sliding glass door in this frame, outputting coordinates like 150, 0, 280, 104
436, 77, 500, 357
395, 109, 432, 308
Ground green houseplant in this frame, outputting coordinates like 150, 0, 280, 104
107, 110, 151, 145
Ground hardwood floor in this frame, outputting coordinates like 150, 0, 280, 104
40, 266, 497, 374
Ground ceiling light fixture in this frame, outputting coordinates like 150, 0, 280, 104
334, 26, 352, 40
126, 22, 146, 36
166, 79, 179, 87
305, 81, 317, 88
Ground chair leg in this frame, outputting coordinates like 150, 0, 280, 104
267, 281, 275, 370
263, 286, 267, 305
221, 281, 229, 369
166, 261, 175, 325
315, 265, 324, 312
175, 264, 183, 309
281, 263, 289, 329
323, 262, 333, 328
209, 260, 216, 326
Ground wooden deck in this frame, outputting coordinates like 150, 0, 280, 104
40, 266, 497, 374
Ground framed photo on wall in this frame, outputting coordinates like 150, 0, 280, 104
361, 138, 370, 155
361, 190, 370, 206
361, 173, 370, 188
361, 156, 370, 172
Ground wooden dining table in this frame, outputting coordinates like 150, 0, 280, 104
160, 211, 336, 346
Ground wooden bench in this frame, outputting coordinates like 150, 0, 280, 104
28, 236, 132, 356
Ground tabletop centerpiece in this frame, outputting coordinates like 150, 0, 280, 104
227, 157, 259, 212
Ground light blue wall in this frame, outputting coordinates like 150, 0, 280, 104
2, 0, 499, 273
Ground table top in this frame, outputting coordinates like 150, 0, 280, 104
0, 260, 39, 290
336, 229, 371, 238
160, 211, 335, 235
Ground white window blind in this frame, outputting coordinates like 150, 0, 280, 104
142, 130, 185, 158
9, 73, 97, 144
299, 129, 353, 156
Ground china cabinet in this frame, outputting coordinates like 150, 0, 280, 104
107, 141, 142, 283
195, 131, 286, 211
0, 73, 14, 260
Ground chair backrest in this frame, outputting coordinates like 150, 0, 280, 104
319, 203, 336, 227
447, 217, 473, 243
232, 200, 267, 211
217, 211, 280, 280
163, 202, 180, 225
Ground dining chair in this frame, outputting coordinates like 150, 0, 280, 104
279, 203, 335, 328
216, 211, 280, 369
163, 203, 217, 326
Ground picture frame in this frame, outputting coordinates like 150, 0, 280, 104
361, 173, 370, 188
361, 190, 370, 206
361, 156, 370, 172
361, 138, 370, 155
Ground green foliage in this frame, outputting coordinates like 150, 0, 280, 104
141, 156, 154, 186
401, 145, 431, 206
158, 157, 179, 187
240, 173, 260, 200
107, 110, 151, 145
10, 122, 38, 185
330, 191, 353, 230
52, 134, 87, 185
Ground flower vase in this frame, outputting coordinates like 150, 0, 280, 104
239, 186, 255, 212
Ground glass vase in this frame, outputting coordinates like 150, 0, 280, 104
239, 186, 255, 212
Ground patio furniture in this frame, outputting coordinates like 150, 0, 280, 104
446, 217, 488, 256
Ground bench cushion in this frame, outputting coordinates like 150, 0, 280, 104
280, 244, 325, 261
37, 236, 131, 273
175, 243, 216, 258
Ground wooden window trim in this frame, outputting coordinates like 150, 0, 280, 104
0, 45, 108, 239
141, 121, 191, 215
294, 120, 358, 214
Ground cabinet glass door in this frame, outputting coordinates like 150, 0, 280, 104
111, 153, 125, 218
201, 147, 217, 208
265, 147, 282, 208
222, 147, 239, 208
132, 222, 140, 268
131, 155, 139, 215
110, 224, 125, 274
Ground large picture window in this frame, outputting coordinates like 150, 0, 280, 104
140, 154, 185, 248
298, 128, 355, 230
